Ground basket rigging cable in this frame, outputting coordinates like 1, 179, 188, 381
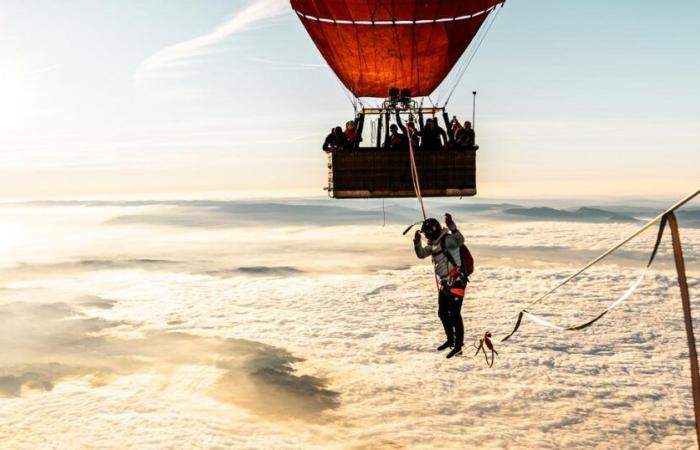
441, 3, 503, 107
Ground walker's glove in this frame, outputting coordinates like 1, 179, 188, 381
414, 230, 422, 242
445, 213, 455, 229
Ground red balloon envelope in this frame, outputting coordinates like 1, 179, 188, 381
291, 0, 503, 98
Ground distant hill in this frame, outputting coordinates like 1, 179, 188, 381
677, 209, 700, 228
503, 206, 639, 223
21, 198, 693, 228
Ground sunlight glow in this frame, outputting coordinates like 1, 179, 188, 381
0, 72, 32, 129
0, 221, 28, 259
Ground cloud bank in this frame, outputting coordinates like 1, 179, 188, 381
0, 298, 338, 419
0, 200, 697, 448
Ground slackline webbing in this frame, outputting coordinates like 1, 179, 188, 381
483, 198, 700, 447
501, 214, 667, 340
668, 212, 700, 448
501, 189, 699, 342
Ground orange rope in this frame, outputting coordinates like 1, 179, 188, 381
407, 126, 426, 220
407, 125, 440, 293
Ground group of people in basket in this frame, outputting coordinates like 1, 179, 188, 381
323, 112, 478, 152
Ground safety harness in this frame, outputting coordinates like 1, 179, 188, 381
437, 234, 468, 298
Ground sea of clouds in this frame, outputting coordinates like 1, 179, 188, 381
0, 198, 698, 449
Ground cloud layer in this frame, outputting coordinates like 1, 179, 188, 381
0, 199, 697, 448
0, 298, 338, 419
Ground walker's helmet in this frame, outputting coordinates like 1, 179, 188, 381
421, 218, 442, 241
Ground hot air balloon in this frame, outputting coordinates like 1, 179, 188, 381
292, 0, 505, 198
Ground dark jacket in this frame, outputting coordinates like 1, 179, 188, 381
323, 131, 349, 151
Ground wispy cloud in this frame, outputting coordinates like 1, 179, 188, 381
134, 0, 290, 84
27, 64, 62, 81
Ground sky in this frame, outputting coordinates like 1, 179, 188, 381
0, 0, 698, 200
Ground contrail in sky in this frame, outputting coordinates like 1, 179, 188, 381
134, 0, 290, 83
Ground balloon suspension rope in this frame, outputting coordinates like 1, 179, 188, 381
407, 127, 426, 220
407, 127, 441, 293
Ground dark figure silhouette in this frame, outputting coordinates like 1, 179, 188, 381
385, 124, 407, 150
344, 120, 358, 148
395, 112, 419, 149
323, 126, 349, 152
433, 119, 449, 149
454, 120, 478, 150
462, 121, 477, 150
454, 123, 466, 148
418, 118, 447, 150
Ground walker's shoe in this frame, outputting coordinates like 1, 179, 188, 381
437, 341, 453, 351
446, 346, 463, 359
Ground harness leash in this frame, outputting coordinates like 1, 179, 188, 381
473, 332, 498, 367
402, 220, 424, 236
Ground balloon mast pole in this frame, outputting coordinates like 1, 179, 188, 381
472, 91, 477, 130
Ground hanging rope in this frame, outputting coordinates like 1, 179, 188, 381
406, 125, 445, 293
407, 126, 426, 220
333, 74, 359, 112
382, 198, 386, 227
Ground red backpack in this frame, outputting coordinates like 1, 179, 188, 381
440, 236, 475, 282
460, 244, 475, 278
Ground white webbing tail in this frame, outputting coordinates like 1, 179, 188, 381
522, 266, 650, 331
